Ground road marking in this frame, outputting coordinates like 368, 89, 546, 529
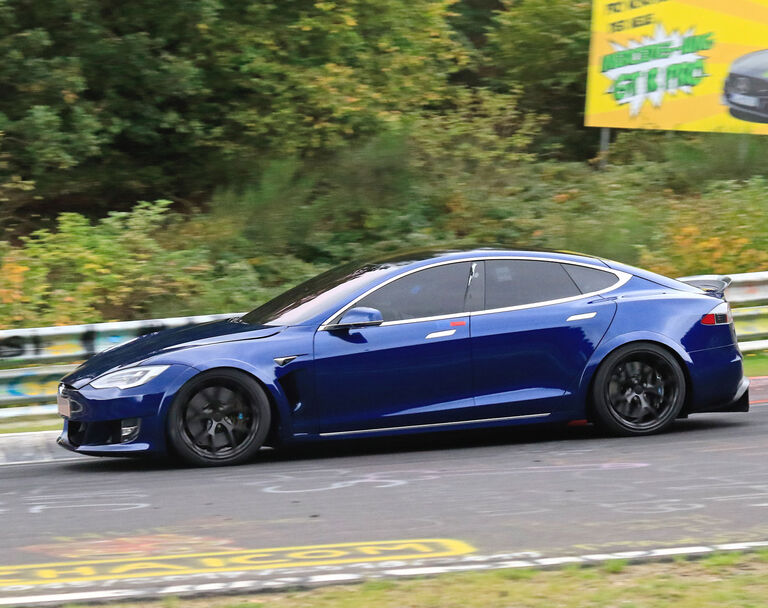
0, 539, 474, 587
23, 534, 243, 560
0, 589, 140, 606
5, 540, 768, 606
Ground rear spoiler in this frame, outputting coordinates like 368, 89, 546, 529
676, 275, 732, 299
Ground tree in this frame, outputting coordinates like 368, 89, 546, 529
0, 0, 469, 216
487, 0, 594, 157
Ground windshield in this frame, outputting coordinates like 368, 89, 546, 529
241, 262, 394, 326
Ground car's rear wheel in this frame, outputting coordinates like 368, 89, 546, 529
592, 343, 686, 436
167, 369, 271, 466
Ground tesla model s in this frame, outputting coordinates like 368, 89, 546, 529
57, 248, 749, 466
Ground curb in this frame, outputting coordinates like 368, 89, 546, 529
0, 431, 83, 466
3, 540, 768, 607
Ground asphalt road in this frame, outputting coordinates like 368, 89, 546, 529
0, 377, 767, 604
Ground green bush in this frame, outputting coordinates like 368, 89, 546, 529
0, 201, 279, 328
638, 178, 768, 276
609, 131, 768, 193
2, 137, 768, 330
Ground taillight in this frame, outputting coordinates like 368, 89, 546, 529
701, 302, 732, 325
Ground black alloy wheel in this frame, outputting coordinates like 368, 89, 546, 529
168, 369, 271, 466
592, 343, 686, 436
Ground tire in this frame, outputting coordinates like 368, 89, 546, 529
591, 342, 686, 437
167, 369, 271, 466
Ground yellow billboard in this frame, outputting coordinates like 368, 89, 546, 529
585, 0, 768, 133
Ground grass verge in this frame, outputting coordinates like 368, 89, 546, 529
63, 550, 768, 608
743, 350, 768, 378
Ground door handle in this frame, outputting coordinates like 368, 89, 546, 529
566, 312, 597, 322
426, 329, 456, 340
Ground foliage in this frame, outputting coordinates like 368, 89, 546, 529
637, 178, 768, 276
0, 200, 298, 329
449, 0, 505, 49
1, 0, 768, 330
2, 0, 767, 223
610, 131, 768, 192
486, 0, 593, 156
408, 87, 543, 173
0, 0, 469, 215
3, 153, 768, 329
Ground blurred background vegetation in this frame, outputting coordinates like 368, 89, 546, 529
1, 0, 767, 328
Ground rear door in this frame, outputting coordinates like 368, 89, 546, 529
470, 259, 620, 418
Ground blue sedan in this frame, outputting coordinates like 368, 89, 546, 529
57, 249, 750, 466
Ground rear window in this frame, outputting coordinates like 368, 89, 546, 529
485, 260, 581, 309
562, 264, 620, 293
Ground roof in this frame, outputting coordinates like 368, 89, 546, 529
369, 246, 607, 269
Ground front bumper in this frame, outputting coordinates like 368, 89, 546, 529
57, 419, 154, 456
56, 363, 198, 457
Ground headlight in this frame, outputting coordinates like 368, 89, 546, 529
90, 365, 170, 390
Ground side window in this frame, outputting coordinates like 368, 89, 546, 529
485, 260, 581, 309
355, 262, 472, 322
562, 263, 620, 293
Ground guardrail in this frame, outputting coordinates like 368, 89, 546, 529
681, 271, 768, 352
0, 313, 239, 415
0, 270, 766, 418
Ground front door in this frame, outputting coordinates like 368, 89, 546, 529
313, 262, 477, 435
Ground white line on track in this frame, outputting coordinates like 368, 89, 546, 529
0, 589, 141, 605
0, 431, 60, 439
0, 457, 83, 467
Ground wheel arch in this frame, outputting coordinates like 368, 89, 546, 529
579, 332, 693, 422
161, 364, 291, 446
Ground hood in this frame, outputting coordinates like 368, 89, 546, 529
62, 320, 282, 388
730, 50, 768, 79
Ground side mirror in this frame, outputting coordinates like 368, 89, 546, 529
329, 307, 384, 330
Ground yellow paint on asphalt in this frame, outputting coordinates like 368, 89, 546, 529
0, 539, 474, 587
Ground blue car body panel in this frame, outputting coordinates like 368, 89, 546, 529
470, 296, 617, 419
57, 248, 749, 457
65, 322, 282, 389
314, 314, 473, 434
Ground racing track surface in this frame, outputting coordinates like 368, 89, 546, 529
0, 377, 767, 605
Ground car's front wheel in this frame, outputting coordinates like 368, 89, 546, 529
592, 343, 686, 436
167, 369, 271, 466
